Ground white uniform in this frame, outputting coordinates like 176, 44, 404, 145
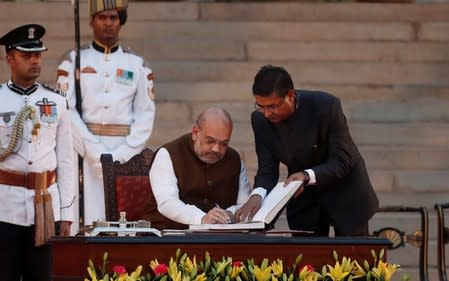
56, 41, 156, 230
0, 81, 75, 226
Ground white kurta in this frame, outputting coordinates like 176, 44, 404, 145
150, 148, 266, 225
0, 82, 75, 226
56, 42, 156, 229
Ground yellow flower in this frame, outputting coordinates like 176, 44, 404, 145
326, 261, 350, 281
87, 267, 98, 281
168, 257, 180, 280
371, 260, 399, 281
231, 264, 244, 279
298, 266, 320, 281
271, 259, 283, 277
193, 273, 207, 281
304, 272, 321, 281
184, 256, 197, 273
351, 260, 367, 279
149, 259, 160, 271
253, 265, 272, 281
340, 257, 353, 273
129, 265, 142, 280
215, 259, 231, 275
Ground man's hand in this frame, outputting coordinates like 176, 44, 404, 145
234, 195, 262, 223
201, 207, 233, 224
59, 221, 72, 236
284, 172, 306, 197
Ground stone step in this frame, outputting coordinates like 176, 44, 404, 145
13, 38, 449, 64
156, 97, 449, 124
243, 168, 449, 194
2, 2, 449, 23
2, 59, 449, 89
0, 18, 419, 41
240, 146, 449, 171
149, 61, 449, 85
199, 2, 449, 22
148, 122, 449, 148
155, 83, 449, 103
247, 41, 449, 63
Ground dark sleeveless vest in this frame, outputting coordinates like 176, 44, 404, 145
144, 133, 241, 229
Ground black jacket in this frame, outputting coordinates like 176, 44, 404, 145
251, 90, 378, 234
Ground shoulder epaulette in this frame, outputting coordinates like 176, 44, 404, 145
42, 84, 67, 97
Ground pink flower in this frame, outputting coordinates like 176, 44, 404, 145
153, 264, 168, 276
233, 261, 243, 267
112, 265, 127, 275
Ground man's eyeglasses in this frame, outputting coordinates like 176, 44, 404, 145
254, 97, 286, 113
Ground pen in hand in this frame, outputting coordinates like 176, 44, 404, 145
215, 203, 232, 224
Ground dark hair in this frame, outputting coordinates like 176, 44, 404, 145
252, 65, 294, 97
118, 9, 127, 25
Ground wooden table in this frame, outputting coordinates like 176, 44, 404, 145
50, 234, 389, 281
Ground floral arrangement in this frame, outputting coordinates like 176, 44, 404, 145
85, 248, 411, 281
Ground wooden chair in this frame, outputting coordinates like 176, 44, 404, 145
100, 148, 155, 222
434, 202, 449, 281
371, 206, 429, 281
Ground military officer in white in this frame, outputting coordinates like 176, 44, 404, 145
56, 0, 156, 232
0, 24, 75, 281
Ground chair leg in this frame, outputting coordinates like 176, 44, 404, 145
434, 203, 449, 281
418, 207, 429, 281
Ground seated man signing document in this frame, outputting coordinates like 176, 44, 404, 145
143, 107, 266, 229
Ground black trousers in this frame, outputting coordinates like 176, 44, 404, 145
287, 188, 369, 237
0, 222, 51, 281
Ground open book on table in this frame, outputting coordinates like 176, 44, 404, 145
188, 180, 302, 231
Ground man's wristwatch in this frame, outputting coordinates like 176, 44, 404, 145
302, 170, 310, 185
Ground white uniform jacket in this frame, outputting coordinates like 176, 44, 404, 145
56, 41, 156, 225
0, 81, 75, 226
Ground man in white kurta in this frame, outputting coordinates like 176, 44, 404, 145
0, 24, 75, 281
56, 0, 155, 232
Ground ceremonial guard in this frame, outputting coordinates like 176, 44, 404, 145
0, 24, 75, 281
56, 0, 156, 231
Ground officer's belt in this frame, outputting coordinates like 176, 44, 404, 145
0, 169, 56, 190
87, 123, 130, 136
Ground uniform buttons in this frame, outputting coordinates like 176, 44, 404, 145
104, 73, 110, 78
203, 198, 209, 205
207, 180, 213, 187
105, 56, 110, 61
28, 161, 33, 165
104, 106, 109, 109
105, 90, 109, 93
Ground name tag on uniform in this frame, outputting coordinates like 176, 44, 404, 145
116, 68, 134, 86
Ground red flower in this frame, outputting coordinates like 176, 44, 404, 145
301, 264, 315, 272
233, 261, 243, 267
153, 264, 168, 276
112, 265, 127, 275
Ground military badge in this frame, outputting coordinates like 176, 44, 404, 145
0, 112, 15, 124
35, 98, 57, 124
116, 68, 134, 86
